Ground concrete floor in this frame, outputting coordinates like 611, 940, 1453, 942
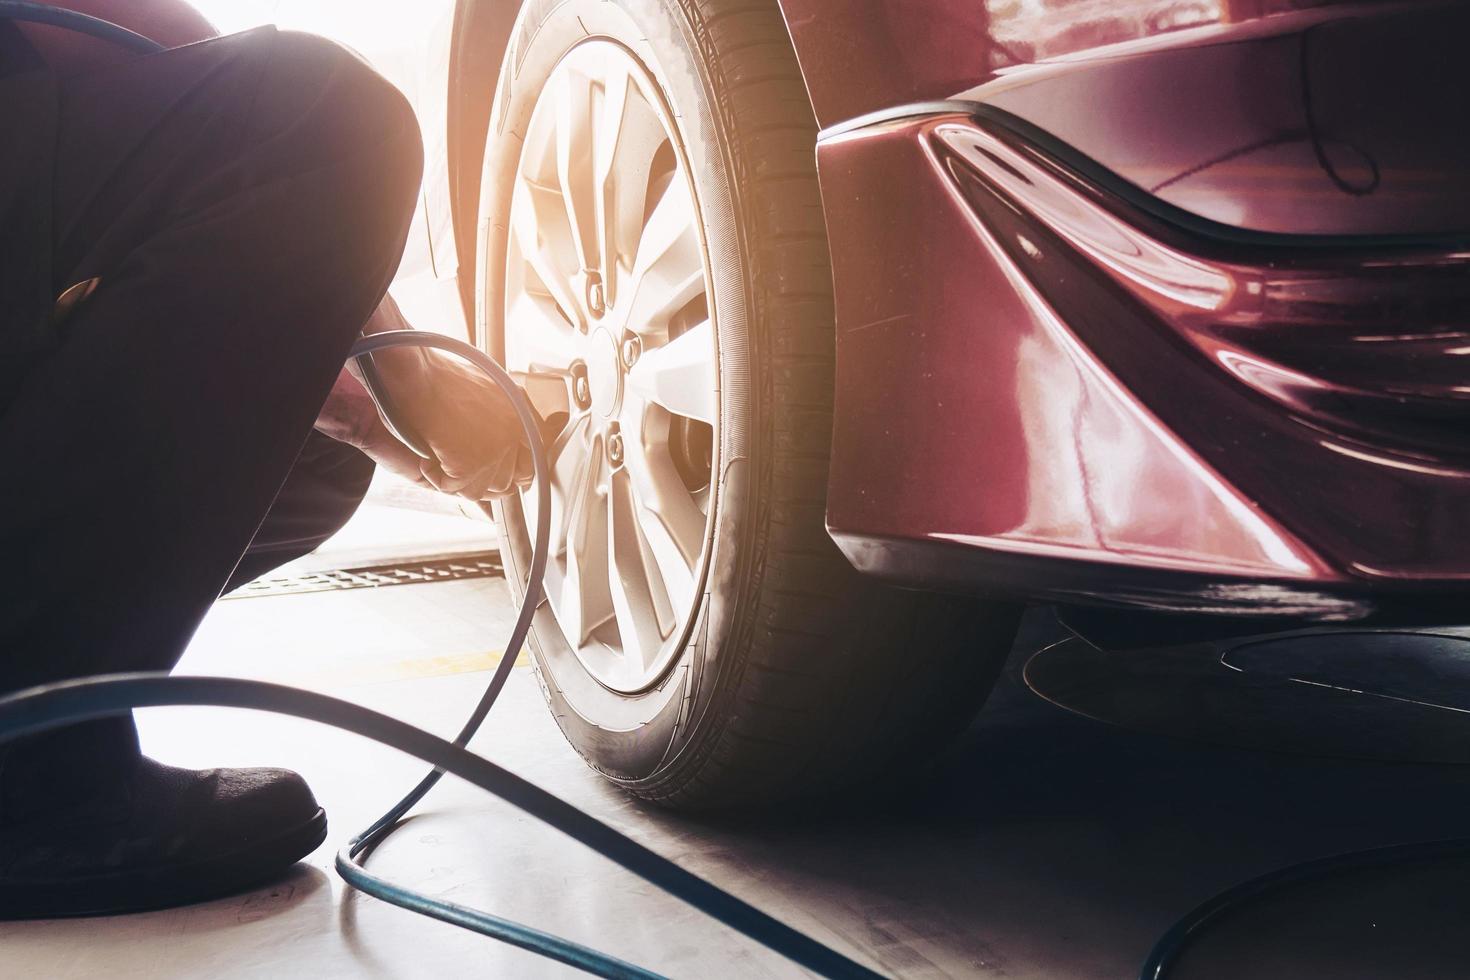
6, 525, 1470, 977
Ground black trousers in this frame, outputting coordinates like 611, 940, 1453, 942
0, 28, 423, 780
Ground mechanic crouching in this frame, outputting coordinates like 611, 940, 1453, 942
0, 2, 529, 917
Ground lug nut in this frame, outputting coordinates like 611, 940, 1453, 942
586, 273, 606, 318
607, 428, 625, 466
621, 335, 641, 370
572, 365, 592, 410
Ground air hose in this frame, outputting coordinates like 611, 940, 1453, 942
0, 330, 881, 980
1137, 837, 1470, 979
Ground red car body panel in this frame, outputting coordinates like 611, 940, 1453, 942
791, 0, 1470, 619
821, 130, 1356, 616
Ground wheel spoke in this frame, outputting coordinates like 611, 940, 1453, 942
621, 401, 705, 615
596, 65, 672, 307
542, 413, 592, 552
555, 66, 599, 277
504, 292, 580, 373
594, 61, 630, 293
548, 443, 613, 647
622, 178, 705, 335
510, 180, 585, 333
626, 318, 716, 424
516, 370, 573, 426
608, 468, 675, 672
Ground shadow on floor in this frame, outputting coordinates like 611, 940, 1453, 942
650, 609, 1470, 978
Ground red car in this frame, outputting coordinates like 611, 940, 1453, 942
424, 0, 1470, 810
219, 0, 1470, 810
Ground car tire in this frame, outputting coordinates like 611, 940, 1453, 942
474, 0, 1021, 810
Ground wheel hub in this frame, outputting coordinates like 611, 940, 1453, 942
586, 329, 623, 419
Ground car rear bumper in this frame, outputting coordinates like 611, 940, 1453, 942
816, 107, 1470, 623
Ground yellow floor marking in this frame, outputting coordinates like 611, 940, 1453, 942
249, 648, 532, 690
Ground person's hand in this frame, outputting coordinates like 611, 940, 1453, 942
333, 295, 532, 500
376, 346, 534, 499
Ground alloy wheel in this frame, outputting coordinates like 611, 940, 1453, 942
504, 40, 717, 694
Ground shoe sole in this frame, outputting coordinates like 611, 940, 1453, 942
0, 807, 328, 920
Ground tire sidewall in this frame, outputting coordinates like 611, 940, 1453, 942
476, 0, 762, 785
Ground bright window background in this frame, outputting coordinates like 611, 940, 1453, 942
186, 0, 450, 55
186, 0, 278, 34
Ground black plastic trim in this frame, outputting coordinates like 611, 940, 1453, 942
833, 531, 1470, 633
831, 531, 1371, 620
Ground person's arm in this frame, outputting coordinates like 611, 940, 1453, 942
315, 363, 435, 489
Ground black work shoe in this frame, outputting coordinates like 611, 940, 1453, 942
0, 745, 326, 919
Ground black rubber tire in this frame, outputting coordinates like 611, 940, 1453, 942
476, 0, 1021, 811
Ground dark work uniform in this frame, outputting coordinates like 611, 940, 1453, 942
0, 25, 422, 793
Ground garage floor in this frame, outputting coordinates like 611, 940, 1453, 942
6, 512, 1470, 978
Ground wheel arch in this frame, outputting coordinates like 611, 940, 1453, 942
446, 0, 524, 338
